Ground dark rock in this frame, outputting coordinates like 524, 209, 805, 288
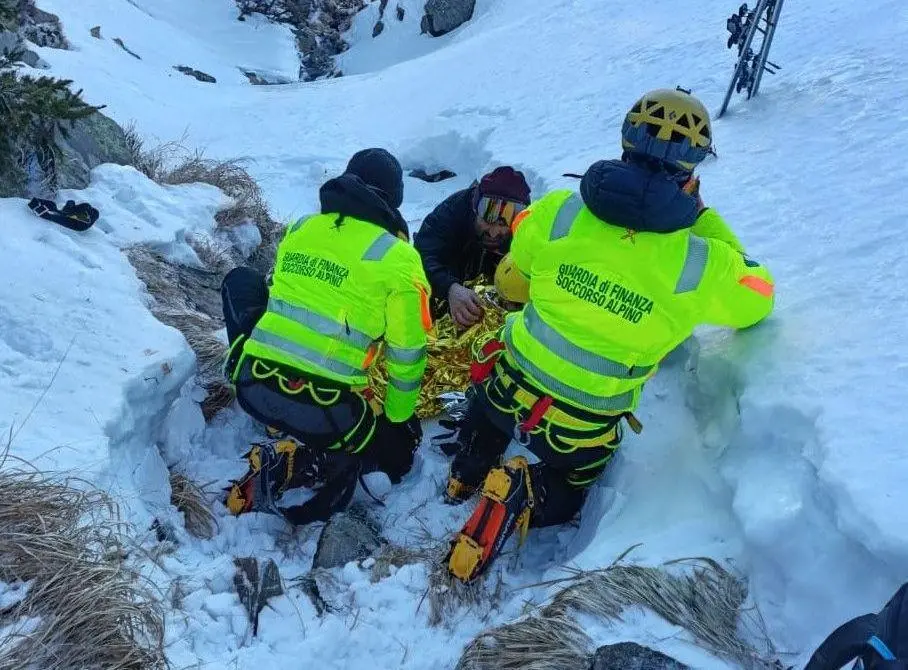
294, 574, 331, 615
378, 0, 389, 16
0, 29, 17, 51
233, 557, 283, 637
55, 111, 133, 190
372, 19, 384, 37
174, 65, 217, 83
396, 5, 404, 20
90, 25, 101, 39
312, 505, 383, 570
409, 168, 457, 183
128, 244, 227, 326
242, 70, 266, 84
234, 0, 367, 81
151, 518, 178, 543
589, 643, 689, 670
113, 37, 141, 59
1, 24, 45, 68
422, 0, 475, 37
20, 3, 67, 49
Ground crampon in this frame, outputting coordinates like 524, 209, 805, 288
446, 456, 535, 583
224, 438, 321, 516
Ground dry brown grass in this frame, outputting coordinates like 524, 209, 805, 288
0, 455, 167, 670
200, 381, 234, 423
127, 240, 233, 421
426, 559, 499, 629
368, 533, 499, 629
168, 470, 216, 540
123, 125, 282, 266
455, 553, 779, 670
457, 613, 590, 670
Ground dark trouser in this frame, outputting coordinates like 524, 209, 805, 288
451, 359, 623, 528
221, 268, 414, 490
222, 266, 269, 345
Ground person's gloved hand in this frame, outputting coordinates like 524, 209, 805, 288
448, 283, 484, 328
373, 415, 423, 483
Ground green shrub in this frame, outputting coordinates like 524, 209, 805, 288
0, 50, 102, 196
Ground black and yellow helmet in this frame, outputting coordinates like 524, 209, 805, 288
621, 88, 712, 172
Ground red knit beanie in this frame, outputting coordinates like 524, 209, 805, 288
477, 166, 531, 204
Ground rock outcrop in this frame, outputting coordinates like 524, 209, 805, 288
235, 0, 365, 81
54, 111, 133, 190
421, 0, 475, 37
0, 4, 132, 196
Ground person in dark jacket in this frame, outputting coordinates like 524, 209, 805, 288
414, 166, 531, 327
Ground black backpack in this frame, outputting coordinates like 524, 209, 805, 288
807, 583, 908, 670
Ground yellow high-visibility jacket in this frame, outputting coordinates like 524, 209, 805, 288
499, 186, 774, 413
240, 213, 432, 422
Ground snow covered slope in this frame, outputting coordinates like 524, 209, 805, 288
1, 166, 226, 508
4, 0, 908, 666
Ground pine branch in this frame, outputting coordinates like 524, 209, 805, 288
0, 52, 106, 195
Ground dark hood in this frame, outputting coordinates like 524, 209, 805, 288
319, 174, 410, 240
579, 159, 699, 233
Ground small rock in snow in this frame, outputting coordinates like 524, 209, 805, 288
173, 65, 217, 83
589, 642, 689, 670
312, 505, 383, 570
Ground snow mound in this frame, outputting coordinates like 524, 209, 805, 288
0, 165, 224, 518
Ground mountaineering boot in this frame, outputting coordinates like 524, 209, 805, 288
445, 444, 504, 503
446, 456, 535, 582
444, 464, 483, 505
443, 414, 511, 505
224, 439, 322, 516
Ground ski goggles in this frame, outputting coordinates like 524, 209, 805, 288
477, 196, 526, 226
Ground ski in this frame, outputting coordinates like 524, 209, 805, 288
717, 0, 785, 118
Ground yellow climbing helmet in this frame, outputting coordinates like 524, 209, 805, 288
494, 253, 530, 305
621, 88, 712, 172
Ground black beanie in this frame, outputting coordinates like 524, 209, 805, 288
345, 148, 404, 209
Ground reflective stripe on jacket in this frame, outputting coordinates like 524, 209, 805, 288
242, 213, 431, 421
502, 189, 774, 413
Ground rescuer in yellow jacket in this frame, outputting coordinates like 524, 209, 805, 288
444, 88, 775, 582
220, 149, 432, 525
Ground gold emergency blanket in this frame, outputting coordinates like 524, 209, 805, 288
368, 284, 507, 418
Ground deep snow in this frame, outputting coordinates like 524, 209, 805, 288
3, 0, 908, 667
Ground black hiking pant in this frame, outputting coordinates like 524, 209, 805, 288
450, 358, 623, 528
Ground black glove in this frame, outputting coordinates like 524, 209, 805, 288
369, 415, 422, 483
432, 417, 468, 456
400, 414, 423, 445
